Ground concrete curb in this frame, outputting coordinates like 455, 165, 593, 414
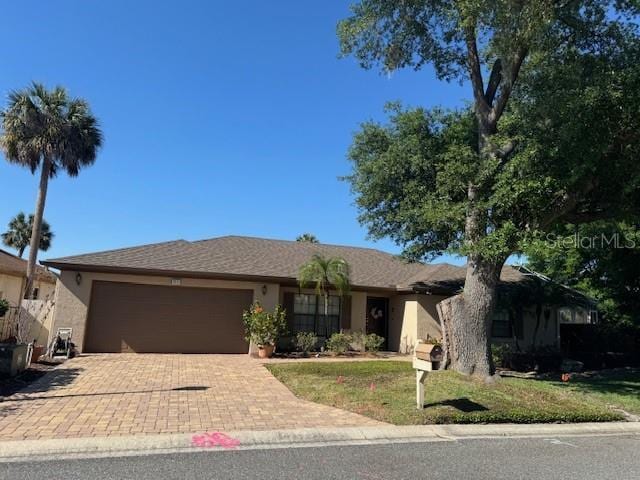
1, 422, 639, 463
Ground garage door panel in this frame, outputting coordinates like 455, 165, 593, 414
84, 281, 252, 353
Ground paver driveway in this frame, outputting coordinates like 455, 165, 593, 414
0, 354, 382, 440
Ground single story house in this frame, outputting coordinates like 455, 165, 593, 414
42, 236, 596, 354
1, 249, 58, 343
0, 248, 57, 309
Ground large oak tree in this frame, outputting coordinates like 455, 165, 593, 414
339, 0, 640, 378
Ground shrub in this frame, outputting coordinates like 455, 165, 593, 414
295, 332, 318, 355
0, 299, 9, 318
242, 302, 287, 347
492, 343, 512, 368
325, 332, 352, 355
505, 348, 563, 373
364, 333, 385, 352
350, 331, 366, 352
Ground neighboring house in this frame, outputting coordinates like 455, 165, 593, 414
0, 249, 58, 343
42, 236, 596, 354
0, 249, 57, 308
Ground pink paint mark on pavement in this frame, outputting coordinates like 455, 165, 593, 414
191, 432, 241, 449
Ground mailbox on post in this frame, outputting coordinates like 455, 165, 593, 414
413, 341, 443, 409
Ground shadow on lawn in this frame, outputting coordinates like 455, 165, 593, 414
545, 369, 640, 399
423, 397, 489, 412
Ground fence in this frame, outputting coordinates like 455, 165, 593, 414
0, 300, 56, 345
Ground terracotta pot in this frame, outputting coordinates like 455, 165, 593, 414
258, 344, 275, 358
31, 345, 44, 364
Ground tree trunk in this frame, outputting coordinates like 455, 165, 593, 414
18, 245, 26, 258
439, 122, 504, 379
25, 156, 51, 300
440, 256, 502, 378
436, 300, 453, 370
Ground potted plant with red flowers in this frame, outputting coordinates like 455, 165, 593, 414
242, 302, 287, 358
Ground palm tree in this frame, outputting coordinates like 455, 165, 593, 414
298, 254, 350, 335
1, 83, 102, 297
296, 233, 319, 243
2, 212, 54, 257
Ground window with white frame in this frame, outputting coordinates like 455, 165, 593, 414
293, 294, 341, 337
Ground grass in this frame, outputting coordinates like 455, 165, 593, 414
266, 361, 627, 424
547, 368, 640, 416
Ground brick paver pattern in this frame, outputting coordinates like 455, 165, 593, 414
0, 354, 382, 440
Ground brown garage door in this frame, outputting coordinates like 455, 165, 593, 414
84, 281, 253, 353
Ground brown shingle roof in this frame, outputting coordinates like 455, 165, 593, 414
399, 262, 528, 293
43, 236, 435, 289
42, 235, 530, 291
0, 249, 57, 283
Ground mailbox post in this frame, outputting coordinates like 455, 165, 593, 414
413, 341, 443, 409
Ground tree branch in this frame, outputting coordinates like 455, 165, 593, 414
539, 178, 598, 229
484, 59, 502, 106
496, 139, 516, 159
464, 26, 490, 117
489, 46, 528, 124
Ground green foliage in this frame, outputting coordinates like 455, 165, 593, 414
364, 333, 385, 352
344, 38, 640, 262
1, 212, 54, 257
296, 233, 319, 243
0, 82, 103, 177
340, 1, 640, 263
298, 255, 351, 315
525, 221, 640, 328
491, 344, 511, 368
338, 0, 559, 80
242, 302, 287, 347
295, 331, 318, 355
325, 332, 352, 355
0, 299, 9, 317
350, 331, 366, 352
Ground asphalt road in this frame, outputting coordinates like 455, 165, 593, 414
2, 435, 639, 480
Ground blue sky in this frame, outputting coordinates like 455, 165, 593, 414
0, 1, 469, 264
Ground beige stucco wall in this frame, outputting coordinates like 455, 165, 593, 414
388, 293, 447, 354
50, 270, 279, 353
0, 273, 56, 306
389, 294, 417, 354
35, 280, 56, 301
0, 273, 24, 308
22, 299, 56, 346
416, 294, 448, 342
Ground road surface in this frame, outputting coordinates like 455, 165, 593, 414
2, 434, 638, 479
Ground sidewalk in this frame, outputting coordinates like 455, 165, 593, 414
2, 422, 639, 463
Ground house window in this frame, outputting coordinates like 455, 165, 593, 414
293, 294, 317, 332
492, 309, 512, 338
293, 294, 341, 337
558, 307, 574, 323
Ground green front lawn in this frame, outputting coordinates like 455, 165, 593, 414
547, 368, 640, 416
266, 361, 626, 424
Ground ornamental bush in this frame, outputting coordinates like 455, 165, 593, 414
364, 333, 385, 353
295, 332, 318, 356
242, 302, 287, 347
325, 332, 352, 355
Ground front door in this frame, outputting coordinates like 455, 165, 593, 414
366, 297, 388, 349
